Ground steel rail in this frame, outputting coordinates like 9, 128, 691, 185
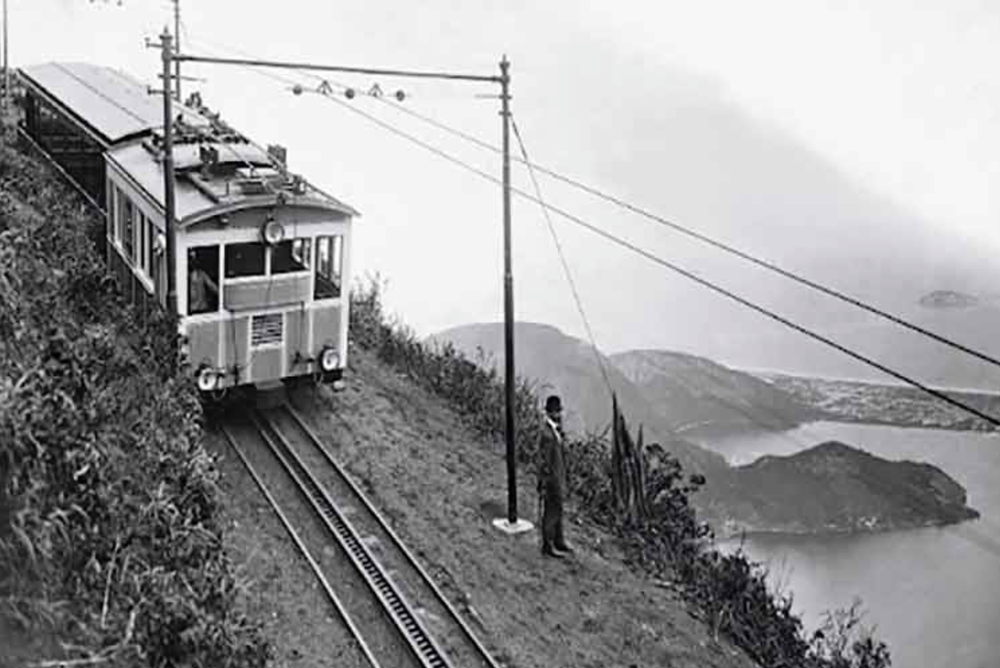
219, 423, 382, 668
279, 404, 503, 668
252, 411, 451, 668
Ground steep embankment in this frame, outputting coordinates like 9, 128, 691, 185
0, 132, 264, 665
213, 348, 757, 668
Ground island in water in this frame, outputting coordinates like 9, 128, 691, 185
703, 440, 981, 536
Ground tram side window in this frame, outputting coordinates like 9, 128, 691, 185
123, 200, 135, 261
136, 211, 146, 273
314, 235, 343, 299
225, 242, 265, 278
106, 184, 115, 240
188, 246, 219, 315
147, 218, 157, 279
114, 187, 124, 243
272, 238, 311, 274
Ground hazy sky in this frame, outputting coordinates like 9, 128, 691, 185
9, 0, 1000, 367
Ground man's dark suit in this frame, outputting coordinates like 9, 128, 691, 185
538, 416, 568, 553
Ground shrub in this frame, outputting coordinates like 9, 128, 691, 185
350, 275, 543, 454
348, 275, 891, 668
0, 139, 267, 666
808, 600, 891, 668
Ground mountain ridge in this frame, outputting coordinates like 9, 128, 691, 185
611, 348, 827, 435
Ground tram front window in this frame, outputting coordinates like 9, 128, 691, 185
272, 238, 311, 274
225, 242, 266, 278
188, 246, 219, 315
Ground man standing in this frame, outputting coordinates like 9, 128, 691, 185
538, 395, 572, 558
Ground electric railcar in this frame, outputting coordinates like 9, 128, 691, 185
17, 62, 356, 395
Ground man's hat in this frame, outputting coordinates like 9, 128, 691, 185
545, 395, 562, 413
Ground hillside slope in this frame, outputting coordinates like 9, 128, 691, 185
0, 124, 265, 665
213, 348, 757, 668
611, 348, 825, 434
430, 322, 730, 475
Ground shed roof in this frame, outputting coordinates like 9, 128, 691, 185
18, 62, 208, 145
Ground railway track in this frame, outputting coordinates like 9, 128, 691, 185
222, 405, 501, 668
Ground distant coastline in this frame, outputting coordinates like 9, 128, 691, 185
752, 372, 1000, 433
743, 366, 1000, 396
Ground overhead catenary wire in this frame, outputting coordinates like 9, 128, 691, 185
282, 80, 1000, 429
364, 94, 1000, 376
184, 49, 902, 435
191, 38, 1000, 378
174, 36, 1000, 427
510, 113, 614, 397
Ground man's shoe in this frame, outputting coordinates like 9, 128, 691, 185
541, 547, 566, 559
554, 543, 574, 554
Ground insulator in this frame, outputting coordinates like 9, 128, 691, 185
395, 90, 406, 102
292, 84, 304, 96
345, 88, 356, 100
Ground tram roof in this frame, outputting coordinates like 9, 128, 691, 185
107, 139, 359, 224
18, 62, 209, 146
21, 61, 359, 222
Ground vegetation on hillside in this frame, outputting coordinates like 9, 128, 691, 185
0, 136, 267, 665
349, 276, 891, 668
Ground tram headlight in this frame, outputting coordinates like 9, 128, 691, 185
261, 217, 285, 245
320, 347, 339, 372
196, 366, 220, 392
153, 232, 166, 256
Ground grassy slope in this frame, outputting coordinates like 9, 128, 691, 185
0, 119, 264, 666
232, 349, 756, 668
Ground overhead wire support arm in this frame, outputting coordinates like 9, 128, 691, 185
172, 53, 502, 84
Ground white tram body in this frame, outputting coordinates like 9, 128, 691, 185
17, 62, 357, 392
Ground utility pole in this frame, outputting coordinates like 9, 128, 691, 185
172, 0, 181, 102
159, 29, 178, 316
169, 50, 532, 534
2, 0, 8, 112
499, 56, 519, 527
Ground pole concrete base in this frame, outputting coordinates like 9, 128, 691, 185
492, 517, 534, 534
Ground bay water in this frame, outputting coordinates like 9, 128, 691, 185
694, 422, 1000, 668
